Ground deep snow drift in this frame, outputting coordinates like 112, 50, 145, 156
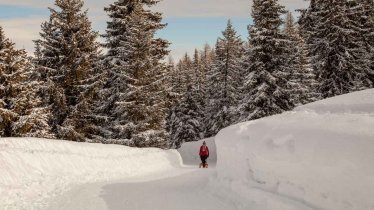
214, 89, 374, 210
0, 138, 182, 209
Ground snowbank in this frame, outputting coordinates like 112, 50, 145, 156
177, 138, 217, 166
0, 138, 182, 209
214, 89, 374, 210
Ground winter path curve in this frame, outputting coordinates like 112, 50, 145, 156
47, 138, 220, 210
47, 138, 316, 210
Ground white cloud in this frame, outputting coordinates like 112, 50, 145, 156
0, 0, 309, 17
155, 0, 250, 17
1, 16, 44, 55
0, 0, 309, 58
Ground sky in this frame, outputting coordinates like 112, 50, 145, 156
0, 0, 309, 60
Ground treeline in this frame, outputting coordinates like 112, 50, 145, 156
0, 0, 373, 149
168, 0, 374, 147
1, 0, 170, 148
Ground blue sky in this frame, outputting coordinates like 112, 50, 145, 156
0, 5, 47, 19
0, 0, 308, 60
159, 17, 250, 59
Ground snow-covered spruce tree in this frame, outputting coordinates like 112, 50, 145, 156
165, 56, 180, 107
166, 57, 184, 147
169, 82, 204, 149
12, 47, 55, 138
166, 56, 177, 96
0, 26, 27, 137
200, 44, 216, 138
37, 0, 101, 141
165, 56, 179, 139
168, 53, 205, 147
192, 50, 203, 92
299, 0, 372, 98
239, 0, 293, 122
103, 0, 170, 148
191, 49, 206, 136
200, 44, 215, 96
350, 0, 374, 84
180, 54, 194, 95
365, 1, 374, 83
205, 20, 244, 136
169, 55, 191, 103
283, 12, 319, 106
0, 26, 53, 138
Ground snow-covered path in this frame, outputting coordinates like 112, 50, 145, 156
47, 138, 226, 210
48, 166, 317, 210
100, 169, 233, 210
47, 137, 316, 210
47, 167, 204, 210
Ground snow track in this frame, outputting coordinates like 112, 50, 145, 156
48, 166, 318, 210
2, 89, 374, 210
46, 139, 321, 210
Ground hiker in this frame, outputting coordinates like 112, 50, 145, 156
199, 141, 209, 168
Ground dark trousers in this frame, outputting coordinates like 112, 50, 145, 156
200, 155, 208, 166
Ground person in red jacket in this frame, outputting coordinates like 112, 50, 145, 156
199, 141, 209, 168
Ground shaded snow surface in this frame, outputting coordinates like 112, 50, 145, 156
1, 89, 374, 210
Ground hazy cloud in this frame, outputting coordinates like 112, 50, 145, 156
0, 0, 309, 58
0, 0, 309, 17
1, 16, 44, 53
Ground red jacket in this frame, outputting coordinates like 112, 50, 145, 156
199, 145, 209, 156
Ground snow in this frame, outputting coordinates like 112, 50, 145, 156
2, 89, 374, 210
214, 89, 374, 210
177, 137, 217, 166
49, 169, 231, 210
0, 138, 182, 209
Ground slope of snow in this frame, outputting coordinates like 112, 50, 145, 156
214, 89, 374, 210
2, 90, 374, 210
0, 138, 182, 209
177, 137, 217, 166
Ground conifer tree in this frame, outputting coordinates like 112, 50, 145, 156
173, 55, 191, 101
352, 0, 374, 83
169, 82, 204, 148
182, 54, 194, 94
283, 12, 319, 106
0, 26, 53, 137
12, 67, 55, 138
200, 44, 215, 97
165, 56, 179, 139
239, 0, 293, 121
37, 0, 101, 141
193, 49, 202, 88
103, 0, 170, 148
191, 49, 206, 134
0, 26, 27, 136
166, 56, 177, 96
165, 56, 180, 107
299, 0, 372, 98
205, 20, 244, 136
192, 50, 206, 100
168, 53, 205, 146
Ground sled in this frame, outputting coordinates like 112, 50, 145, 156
199, 163, 208, 168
